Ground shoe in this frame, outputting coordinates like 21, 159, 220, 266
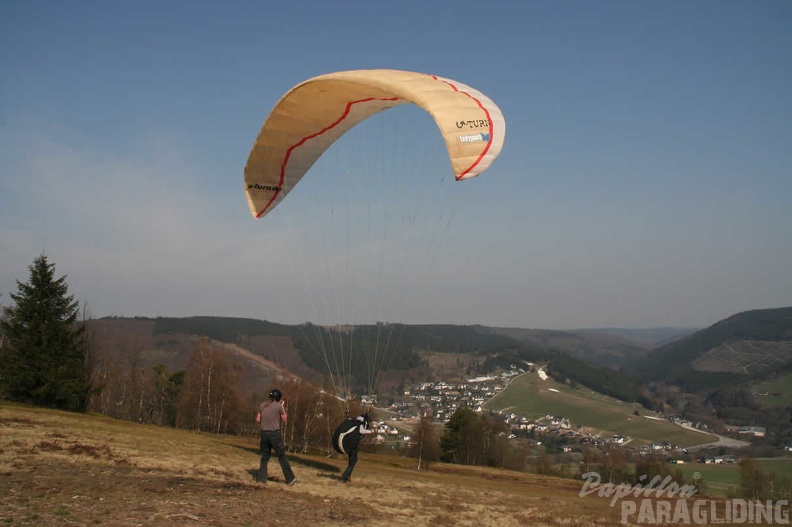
286, 478, 296, 486
341, 477, 351, 484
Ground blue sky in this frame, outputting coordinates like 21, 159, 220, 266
1, 1, 790, 330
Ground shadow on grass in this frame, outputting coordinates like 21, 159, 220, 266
316, 472, 347, 482
289, 456, 341, 473
244, 453, 342, 482
222, 441, 260, 456
225, 439, 344, 482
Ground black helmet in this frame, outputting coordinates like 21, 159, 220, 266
269, 389, 282, 402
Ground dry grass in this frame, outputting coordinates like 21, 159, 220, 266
0, 402, 682, 526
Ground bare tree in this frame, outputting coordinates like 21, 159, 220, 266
0, 294, 6, 350
176, 339, 242, 434
409, 415, 440, 470
274, 378, 342, 454
88, 354, 122, 416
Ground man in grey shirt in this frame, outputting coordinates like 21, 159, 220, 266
256, 388, 296, 485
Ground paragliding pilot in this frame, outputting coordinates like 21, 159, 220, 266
332, 412, 375, 483
255, 388, 296, 485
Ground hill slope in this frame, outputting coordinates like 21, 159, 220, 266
627, 306, 792, 391
573, 327, 698, 348
0, 402, 627, 527
485, 371, 718, 447
486, 326, 653, 369
91, 316, 649, 405
90, 317, 303, 401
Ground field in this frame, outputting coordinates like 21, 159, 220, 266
485, 372, 718, 447
0, 402, 632, 527
754, 373, 792, 408
676, 463, 742, 497
3, 402, 787, 526
676, 459, 792, 498
756, 458, 792, 482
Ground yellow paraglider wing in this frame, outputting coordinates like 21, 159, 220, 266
244, 69, 506, 219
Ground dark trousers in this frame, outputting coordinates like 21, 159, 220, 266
258, 430, 295, 483
341, 448, 358, 481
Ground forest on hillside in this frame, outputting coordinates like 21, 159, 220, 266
151, 316, 647, 403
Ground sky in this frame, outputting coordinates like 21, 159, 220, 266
1, 1, 790, 330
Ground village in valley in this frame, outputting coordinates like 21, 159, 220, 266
364, 362, 749, 465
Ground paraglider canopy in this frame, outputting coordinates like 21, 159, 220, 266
244, 69, 506, 220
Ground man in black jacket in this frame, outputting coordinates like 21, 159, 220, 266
333, 414, 375, 483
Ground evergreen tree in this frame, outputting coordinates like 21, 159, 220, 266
439, 406, 483, 465
0, 254, 91, 411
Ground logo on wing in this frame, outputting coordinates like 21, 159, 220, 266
458, 133, 491, 144
247, 183, 283, 192
456, 119, 491, 129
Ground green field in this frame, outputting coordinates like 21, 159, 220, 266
485, 372, 717, 447
676, 458, 792, 498
676, 463, 741, 497
754, 374, 792, 407
756, 458, 792, 480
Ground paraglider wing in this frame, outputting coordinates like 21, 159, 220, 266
244, 69, 506, 219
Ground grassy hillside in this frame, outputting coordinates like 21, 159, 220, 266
754, 373, 792, 408
484, 372, 717, 447
0, 402, 633, 527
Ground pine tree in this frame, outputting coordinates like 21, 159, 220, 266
439, 406, 483, 465
0, 254, 91, 411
